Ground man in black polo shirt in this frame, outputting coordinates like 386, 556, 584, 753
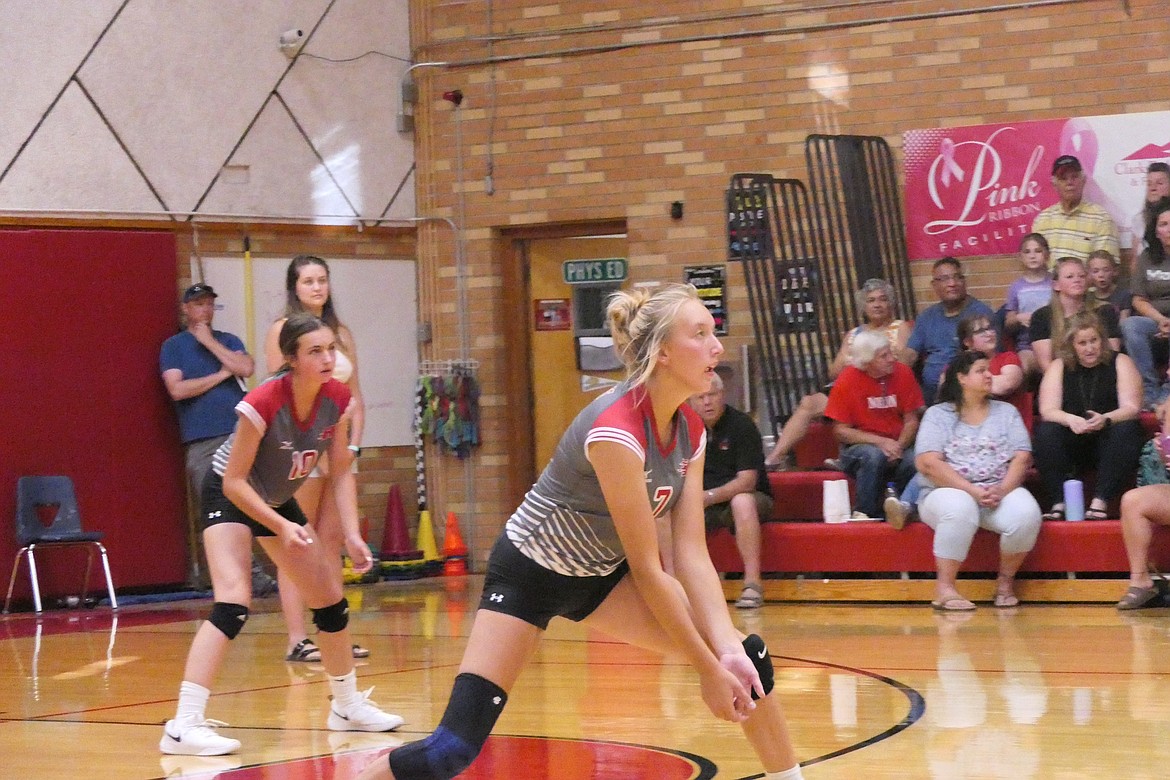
689, 372, 773, 609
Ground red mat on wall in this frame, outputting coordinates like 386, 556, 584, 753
0, 228, 186, 601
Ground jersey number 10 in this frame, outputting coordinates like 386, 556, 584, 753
289, 450, 320, 480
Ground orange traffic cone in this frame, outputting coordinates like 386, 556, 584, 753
442, 510, 469, 576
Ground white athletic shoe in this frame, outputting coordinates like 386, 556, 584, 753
327, 687, 405, 732
159, 718, 241, 756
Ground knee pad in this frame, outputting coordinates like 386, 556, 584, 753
311, 597, 349, 633
208, 602, 248, 640
742, 633, 775, 701
388, 673, 507, 780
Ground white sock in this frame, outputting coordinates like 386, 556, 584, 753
766, 767, 804, 780
329, 669, 360, 711
176, 680, 210, 726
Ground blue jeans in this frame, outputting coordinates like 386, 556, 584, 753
1121, 315, 1166, 405
839, 443, 917, 518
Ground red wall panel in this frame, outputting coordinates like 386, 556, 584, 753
0, 228, 186, 603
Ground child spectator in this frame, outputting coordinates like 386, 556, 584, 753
1088, 249, 1131, 319
1004, 233, 1053, 376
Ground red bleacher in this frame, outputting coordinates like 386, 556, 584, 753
706, 418, 1170, 576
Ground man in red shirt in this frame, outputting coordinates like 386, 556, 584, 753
824, 330, 925, 521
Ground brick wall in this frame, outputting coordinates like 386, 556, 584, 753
408, 0, 1170, 563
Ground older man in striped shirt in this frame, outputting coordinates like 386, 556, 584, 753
1032, 154, 1120, 265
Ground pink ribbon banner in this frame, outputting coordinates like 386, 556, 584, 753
903, 111, 1170, 260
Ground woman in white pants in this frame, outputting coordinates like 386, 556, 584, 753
915, 350, 1041, 612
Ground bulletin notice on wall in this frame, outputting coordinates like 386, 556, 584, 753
684, 265, 727, 336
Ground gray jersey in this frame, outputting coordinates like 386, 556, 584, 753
505, 383, 706, 576
211, 374, 351, 506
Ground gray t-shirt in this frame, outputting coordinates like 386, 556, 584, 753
1131, 249, 1170, 316
915, 400, 1031, 503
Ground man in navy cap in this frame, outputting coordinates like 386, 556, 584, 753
1032, 154, 1119, 265
159, 284, 273, 593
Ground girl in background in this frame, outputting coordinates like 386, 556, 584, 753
265, 255, 370, 663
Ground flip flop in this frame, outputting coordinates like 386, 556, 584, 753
994, 592, 1020, 608
1116, 584, 1164, 610
1042, 507, 1065, 521
734, 583, 764, 609
931, 597, 976, 612
1084, 508, 1110, 520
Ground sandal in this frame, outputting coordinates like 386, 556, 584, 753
1084, 508, 1110, 520
285, 638, 321, 662
352, 644, 370, 659
1117, 584, 1165, 610
931, 596, 976, 612
994, 592, 1020, 608
734, 583, 764, 609
1042, 506, 1065, 521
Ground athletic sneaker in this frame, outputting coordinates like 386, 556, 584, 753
327, 688, 405, 732
159, 718, 241, 756
884, 496, 911, 530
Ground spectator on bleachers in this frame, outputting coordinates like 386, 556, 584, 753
685, 372, 773, 610
906, 257, 994, 405
885, 313, 1033, 527
1031, 154, 1120, 264
764, 278, 911, 470
1087, 249, 1131, 320
1117, 405, 1170, 610
915, 350, 1041, 611
1004, 233, 1053, 376
1122, 197, 1170, 409
957, 314, 1031, 430
1123, 162, 1170, 260
1027, 256, 1121, 374
1035, 310, 1143, 521
824, 330, 924, 523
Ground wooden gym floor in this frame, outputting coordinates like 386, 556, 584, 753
2, 576, 1170, 779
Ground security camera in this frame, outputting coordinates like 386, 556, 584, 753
279, 28, 304, 58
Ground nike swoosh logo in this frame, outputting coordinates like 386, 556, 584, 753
757, 648, 767, 659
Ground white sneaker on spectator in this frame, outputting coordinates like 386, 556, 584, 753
327, 688, 405, 732
159, 718, 241, 756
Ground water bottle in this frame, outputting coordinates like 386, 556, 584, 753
1063, 479, 1085, 522
885, 482, 898, 502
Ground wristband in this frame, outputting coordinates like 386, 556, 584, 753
348, 445, 361, 457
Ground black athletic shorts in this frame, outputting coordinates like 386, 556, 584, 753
478, 534, 630, 630
200, 471, 308, 538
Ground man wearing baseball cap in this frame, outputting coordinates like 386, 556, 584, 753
1031, 154, 1120, 265
159, 284, 271, 592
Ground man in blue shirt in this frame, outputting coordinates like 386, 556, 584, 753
905, 257, 994, 405
159, 284, 270, 591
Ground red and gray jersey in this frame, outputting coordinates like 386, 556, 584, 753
506, 383, 706, 576
211, 374, 352, 506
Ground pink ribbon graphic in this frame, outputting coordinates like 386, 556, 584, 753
939, 138, 965, 187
